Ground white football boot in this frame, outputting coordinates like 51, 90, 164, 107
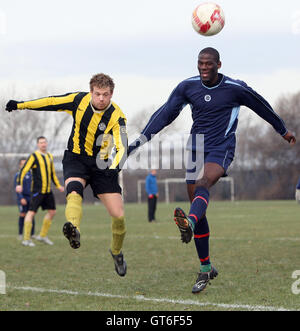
35, 235, 54, 245
22, 240, 35, 247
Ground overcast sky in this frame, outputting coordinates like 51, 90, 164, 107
1, 0, 300, 128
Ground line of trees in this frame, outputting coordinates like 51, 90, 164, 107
0, 93, 71, 205
232, 92, 300, 199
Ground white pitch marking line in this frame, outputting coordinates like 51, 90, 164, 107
9, 285, 293, 311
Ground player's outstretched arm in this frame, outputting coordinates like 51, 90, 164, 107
5, 92, 80, 113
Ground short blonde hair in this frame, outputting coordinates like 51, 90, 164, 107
89, 73, 115, 93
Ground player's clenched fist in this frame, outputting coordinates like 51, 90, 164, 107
6, 100, 18, 112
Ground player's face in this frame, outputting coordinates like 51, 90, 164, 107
198, 53, 221, 85
37, 138, 48, 153
19, 160, 26, 169
91, 86, 113, 111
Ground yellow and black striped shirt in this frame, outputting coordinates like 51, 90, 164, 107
17, 151, 61, 194
17, 92, 128, 170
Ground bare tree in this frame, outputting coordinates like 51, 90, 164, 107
0, 96, 71, 204
127, 106, 183, 139
233, 91, 300, 199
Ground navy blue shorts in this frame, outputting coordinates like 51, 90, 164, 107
185, 148, 235, 184
17, 197, 31, 214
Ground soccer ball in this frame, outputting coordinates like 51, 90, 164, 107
191, 2, 225, 36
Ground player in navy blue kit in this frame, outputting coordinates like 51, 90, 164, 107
128, 48, 296, 293
296, 177, 300, 204
14, 158, 35, 239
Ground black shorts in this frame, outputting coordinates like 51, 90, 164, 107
62, 150, 122, 198
29, 192, 56, 212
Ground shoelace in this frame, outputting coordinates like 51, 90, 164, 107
196, 272, 210, 283
116, 255, 124, 265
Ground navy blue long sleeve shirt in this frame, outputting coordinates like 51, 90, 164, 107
14, 171, 32, 201
129, 74, 287, 153
297, 177, 300, 190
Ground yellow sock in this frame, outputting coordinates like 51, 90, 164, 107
65, 193, 82, 232
40, 217, 52, 237
111, 216, 126, 255
23, 221, 33, 241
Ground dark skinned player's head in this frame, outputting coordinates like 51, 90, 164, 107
198, 48, 222, 86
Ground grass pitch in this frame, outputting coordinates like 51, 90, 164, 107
0, 200, 299, 311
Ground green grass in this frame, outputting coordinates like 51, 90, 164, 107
0, 200, 300, 311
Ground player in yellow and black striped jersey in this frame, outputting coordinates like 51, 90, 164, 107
14, 88, 127, 168
15, 136, 64, 247
6, 73, 128, 276
18, 146, 61, 194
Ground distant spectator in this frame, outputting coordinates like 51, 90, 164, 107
146, 170, 158, 222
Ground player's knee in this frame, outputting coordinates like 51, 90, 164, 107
66, 181, 84, 198
111, 209, 124, 220
196, 176, 211, 189
48, 210, 56, 218
25, 211, 35, 221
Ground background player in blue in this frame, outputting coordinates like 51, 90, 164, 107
128, 47, 296, 294
296, 177, 300, 204
14, 158, 35, 239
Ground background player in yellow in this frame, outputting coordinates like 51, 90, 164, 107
15, 136, 64, 247
6, 74, 128, 276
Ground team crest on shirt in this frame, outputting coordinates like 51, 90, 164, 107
204, 95, 212, 102
99, 123, 106, 131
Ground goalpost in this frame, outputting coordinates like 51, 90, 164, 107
137, 177, 235, 203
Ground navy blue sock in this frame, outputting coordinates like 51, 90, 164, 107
188, 186, 210, 226
31, 218, 35, 236
193, 216, 211, 270
18, 216, 24, 235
